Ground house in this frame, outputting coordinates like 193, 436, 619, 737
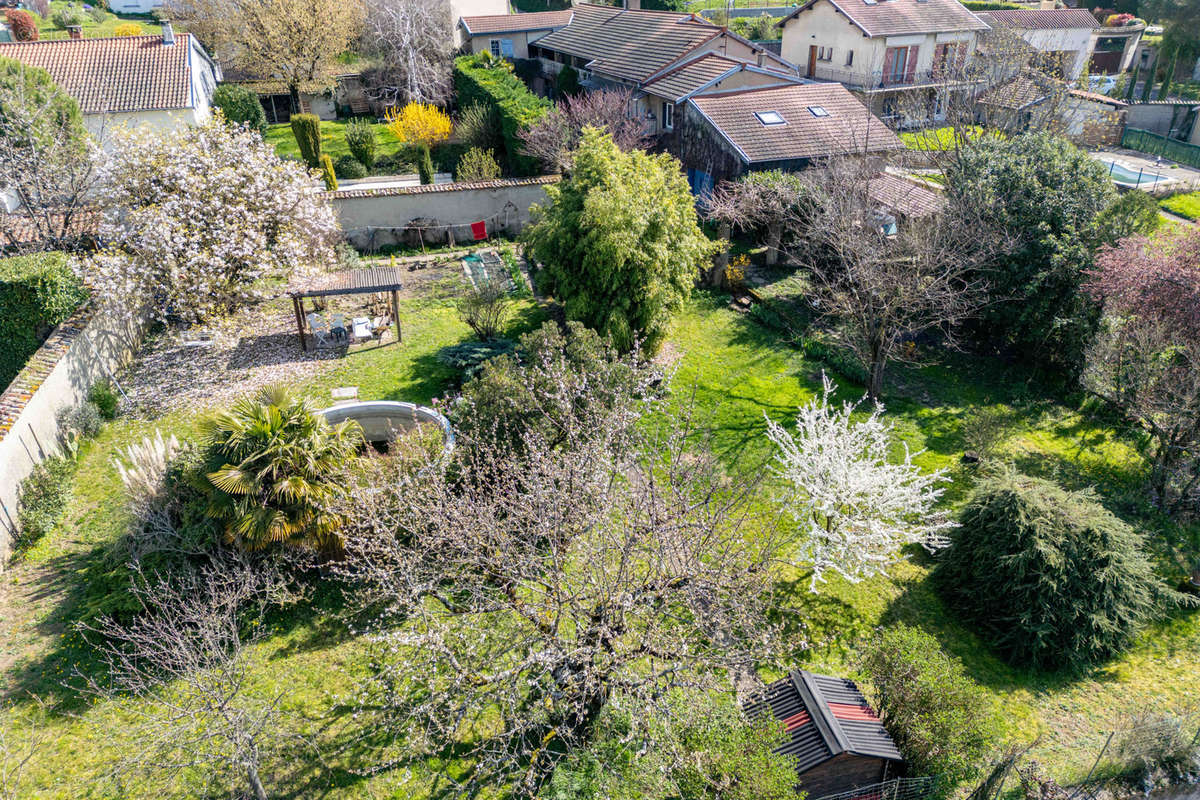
459, 10, 574, 60
976, 73, 1126, 145
777, 0, 990, 127
223, 70, 370, 124
680, 82, 904, 192
975, 8, 1098, 80
1088, 15, 1142, 74
529, 3, 797, 135
0, 25, 220, 138
450, 0, 508, 46
108, 0, 162, 14
746, 669, 904, 797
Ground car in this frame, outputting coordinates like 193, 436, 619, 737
1089, 74, 1119, 95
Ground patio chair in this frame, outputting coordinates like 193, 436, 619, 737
306, 312, 334, 348
330, 313, 349, 342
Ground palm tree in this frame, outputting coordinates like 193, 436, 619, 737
198, 385, 362, 553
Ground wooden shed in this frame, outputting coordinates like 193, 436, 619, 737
746, 670, 904, 799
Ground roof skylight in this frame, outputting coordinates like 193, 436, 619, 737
755, 110, 786, 125
808, 106, 830, 117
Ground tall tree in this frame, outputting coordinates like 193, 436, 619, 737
166, 0, 365, 113
525, 127, 718, 354
359, 0, 453, 107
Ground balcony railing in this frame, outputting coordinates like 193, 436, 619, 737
807, 65, 978, 91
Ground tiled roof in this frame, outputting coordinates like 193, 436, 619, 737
868, 172, 944, 217
534, 3, 720, 83
0, 209, 100, 250
460, 10, 574, 35
977, 72, 1055, 109
746, 670, 904, 778
781, 0, 989, 37
1068, 87, 1126, 107
643, 53, 798, 101
689, 83, 903, 164
0, 34, 194, 114
977, 8, 1099, 29
329, 174, 560, 199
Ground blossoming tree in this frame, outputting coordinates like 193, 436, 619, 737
766, 375, 955, 591
85, 118, 340, 323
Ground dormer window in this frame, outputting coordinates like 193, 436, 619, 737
755, 110, 786, 126
808, 106, 830, 117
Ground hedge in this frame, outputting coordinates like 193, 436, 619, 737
454, 53, 551, 177
0, 252, 88, 391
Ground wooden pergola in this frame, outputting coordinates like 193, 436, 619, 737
289, 267, 404, 352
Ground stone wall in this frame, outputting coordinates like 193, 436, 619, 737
0, 304, 146, 564
329, 176, 560, 252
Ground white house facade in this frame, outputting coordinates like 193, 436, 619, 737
976, 8, 1098, 81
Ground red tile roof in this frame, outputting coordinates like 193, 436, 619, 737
782, 0, 989, 37
977, 8, 1099, 29
459, 10, 574, 35
534, 3, 720, 83
0, 34, 194, 114
1068, 87, 1127, 107
689, 83, 903, 164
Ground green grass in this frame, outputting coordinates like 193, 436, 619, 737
34, 0, 162, 38
2, 284, 1198, 797
264, 121, 467, 176
1159, 190, 1200, 221
900, 126, 986, 151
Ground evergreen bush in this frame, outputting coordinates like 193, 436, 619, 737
455, 146, 501, 182
88, 379, 119, 419
319, 153, 338, 190
289, 112, 322, 168
344, 118, 377, 168
417, 143, 434, 185
16, 456, 74, 549
453, 53, 551, 176
935, 472, 1192, 670
555, 64, 581, 96
334, 154, 367, 179
0, 252, 88, 390
211, 84, 268, 135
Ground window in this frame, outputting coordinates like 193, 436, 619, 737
754, 110, 786, 125
529, 44, 541, 59
808, 105, 829, 117
885, 46, 909, 83
817, 46, 833, 62
662, 101, 674, 131
845, 49, 854, 67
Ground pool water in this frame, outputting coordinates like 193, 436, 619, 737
1098, 159, 1172, 187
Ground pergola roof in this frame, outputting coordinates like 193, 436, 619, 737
289, 267, 405, 299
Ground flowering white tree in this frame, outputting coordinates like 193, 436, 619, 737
766, 375, 955, 591
84, 118, 340, 323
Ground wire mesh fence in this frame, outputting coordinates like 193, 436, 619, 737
812, 776, 942, 800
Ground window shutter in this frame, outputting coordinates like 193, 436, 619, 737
883, 47, 895, 84
933, 43, 946, 76
905, 44, 919, 82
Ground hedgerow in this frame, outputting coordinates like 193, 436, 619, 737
453, 53, 551, 176
0, 252, 88, 390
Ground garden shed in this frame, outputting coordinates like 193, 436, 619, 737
746, 670, 904, 798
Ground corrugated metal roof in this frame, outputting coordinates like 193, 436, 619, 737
460, 10, 573, 35
781, 0, 989, 38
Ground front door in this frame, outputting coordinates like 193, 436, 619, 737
808, 45, 817, 78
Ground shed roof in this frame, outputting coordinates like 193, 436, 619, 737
533, 3, 720, 83
747, 670, 904, 776
0, 34, 197, 114
459, 10, 574, 35
976, 8, 1099, 30
780, 0, 989, 38
289, 267, 405, 298
868, 172, 945, 217
642, 53, 798, 102
688, 83, 903, 164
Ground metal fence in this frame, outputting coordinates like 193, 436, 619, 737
812, 776, 942, 800
1122, 127, 1200, 169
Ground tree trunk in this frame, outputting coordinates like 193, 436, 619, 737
288, 84, 302, 116
247, 765, 268, 800
710, 221, 731, 287
867, 356, 886, 401
765, 223, 782, 266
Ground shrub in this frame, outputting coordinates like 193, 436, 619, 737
88, 379, 119, 419
456, 101, 501, 152
1112, 712, 1200, 780
56, 400, 103, 439
0, 252, 88, 391
935, 472, 1190, 670
87, 5, 108, 23
436, 338, 516, 383
16, 456, 74, 549
454, 53, 552, 176
1094, 188, 1160, 243
211, 84, 268, 135
197, 385, 362, 553
112, 21, 142, 35
457, 279, 511, 339
334, 154, 367, 179
859, 625, 997, 789
289, 112, 322, 168
344, 118, 377, 168
555, 64, 581, 96
50, 3, 86, 28
5, 10, 38, 40
384, 102, 452, 149
455, 146, 501, 182
417, 143, 435, 185
319, 153, 337, 191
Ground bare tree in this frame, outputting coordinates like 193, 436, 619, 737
359, 0, 453, 107
786, 158, 996, 399
77, 555, 310, 800
335, 404, 792, 796
703, 170, 811, 271
167, 0, 365, 113
0, 64, 100, 253
519, 89, 649, 173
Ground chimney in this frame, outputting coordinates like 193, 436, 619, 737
161, 19, 175, 45
756, 50, 766, 67
67, 24, 82, 39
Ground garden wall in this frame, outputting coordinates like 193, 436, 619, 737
0, 303, 146, 565
330, 176, 560, 251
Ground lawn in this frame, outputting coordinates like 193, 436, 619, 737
900, 126, 987, 151
265, 120, 468, 176
2, 280, 1198, 797
1160, 190, 1200, 221
34, 0, 162, 38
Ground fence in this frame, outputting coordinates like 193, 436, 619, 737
813, 777, 942, 800
1121, 128, 1200, 169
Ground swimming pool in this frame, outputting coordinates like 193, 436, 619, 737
1096, 158, 1173, 188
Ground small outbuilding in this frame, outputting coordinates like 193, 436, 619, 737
746, 669, 904, 799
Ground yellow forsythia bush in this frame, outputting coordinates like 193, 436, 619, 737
113, 22, 143, 36
385, 102, 452, 148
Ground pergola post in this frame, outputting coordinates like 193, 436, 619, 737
390, 289, 401, 343
292, 295, 308, 352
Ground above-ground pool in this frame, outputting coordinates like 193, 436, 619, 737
1096, 158, 1174, 188
319, 400, 454, 456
